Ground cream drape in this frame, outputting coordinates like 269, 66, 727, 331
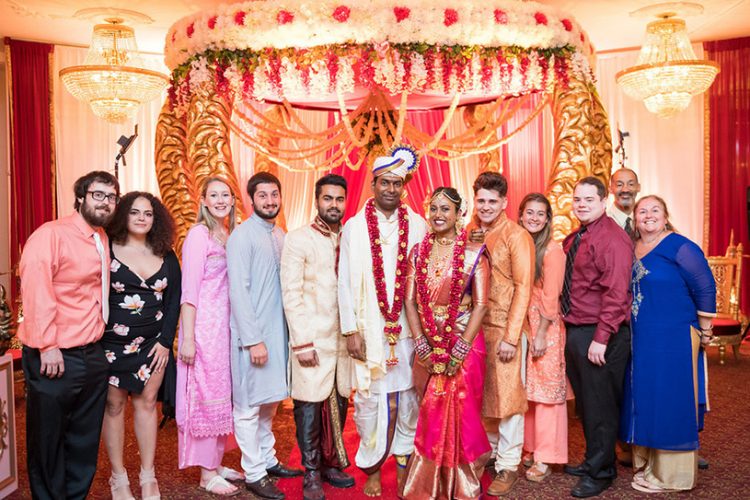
53, 45, 164, 212
595, 45, 705, 245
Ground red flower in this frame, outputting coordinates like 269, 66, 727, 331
277, 10, 294, 25
494, 9, 508, 24
234, 11, 246, 26
393, 7, 410, 22
580, 33, 586, 43
561, 19, 573, 31
208, 16, 217, 29
186, 23, 194, 38
444, 8, 458, 27
333, 6, 350, 22
534, 12, 548, 25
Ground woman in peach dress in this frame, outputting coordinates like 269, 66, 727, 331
518, 193, 568, 482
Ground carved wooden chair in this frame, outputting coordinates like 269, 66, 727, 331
707, 237, 748, 364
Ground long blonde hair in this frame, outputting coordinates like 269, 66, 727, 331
632, 195, 677, 241
196, 177, 237, 234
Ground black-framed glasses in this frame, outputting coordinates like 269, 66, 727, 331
87, 190, 119, 204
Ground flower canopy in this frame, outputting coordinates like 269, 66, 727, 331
165, 0, 595, 111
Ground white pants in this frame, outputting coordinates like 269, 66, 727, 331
487, 335, 527, 472
233, 403, 280, 482
353, 389, 418, 470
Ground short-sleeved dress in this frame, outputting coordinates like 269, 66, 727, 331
102, 248, 181, 394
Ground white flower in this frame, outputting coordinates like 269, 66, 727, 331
134, 364, 152, 382
112, 281, 125, 293
155, 310, 164, 321
110, 260, 121, 272
133, 336, 145, 345
109, 376, 120, 387
112, 323, 130, 336
105, 350, 116, 363
123, 341, 140, 354
152, 278, 167, 301
119, 294, 145, 315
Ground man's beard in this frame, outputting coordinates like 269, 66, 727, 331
255, 205, 280, 220
319, 209, 343, 225
80, 202, 113, 227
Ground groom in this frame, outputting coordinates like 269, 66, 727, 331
338, 146, 427, 496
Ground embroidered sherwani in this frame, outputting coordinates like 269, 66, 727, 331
338, 200, 427, 471
467, 211, 534, 473
281, 220, 352, 472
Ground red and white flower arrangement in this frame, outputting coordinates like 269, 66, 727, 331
165, 0, 594, 114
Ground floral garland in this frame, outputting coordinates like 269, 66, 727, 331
415, 229, 467, 375
365, 198, 410, 366
165, 0, 595, 114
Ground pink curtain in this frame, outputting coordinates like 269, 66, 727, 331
6, 38, 56, 300
705, 37, 750, 314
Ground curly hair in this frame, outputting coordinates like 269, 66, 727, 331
107, 192, 176, 257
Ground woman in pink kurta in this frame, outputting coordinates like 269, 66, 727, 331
518, 193, 568, 482
176, 178, 241, 495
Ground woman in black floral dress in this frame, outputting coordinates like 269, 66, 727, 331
101, 192, 181, 500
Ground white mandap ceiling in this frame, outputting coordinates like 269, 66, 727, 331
0, 0, 749, 57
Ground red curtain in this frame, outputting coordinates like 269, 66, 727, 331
705, 37, 750, 314
6, 38, 56, 299
403, 110, 452, 215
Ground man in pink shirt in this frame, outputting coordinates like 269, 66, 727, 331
19, 171, 119, 499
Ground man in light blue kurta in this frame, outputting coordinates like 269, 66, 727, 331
227, 172, 301, 499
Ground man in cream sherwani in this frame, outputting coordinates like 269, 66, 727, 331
338, 146, 427, 496
281, 174, 354, 500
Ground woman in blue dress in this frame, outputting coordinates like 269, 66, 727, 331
620, 195, 716, 493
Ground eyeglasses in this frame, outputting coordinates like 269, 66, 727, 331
87, 190, 119, 204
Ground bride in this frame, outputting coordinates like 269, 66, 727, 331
400, 187, 491, 499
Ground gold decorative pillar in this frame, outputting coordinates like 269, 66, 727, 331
251, 105, 287, 231
154, 100, 195, 255
463, 104, 501, 172
186, 90, 246, 222
547, 75, 613, 240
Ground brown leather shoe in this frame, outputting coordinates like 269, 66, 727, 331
245, 475, 285, 500
322, 467, 355, 488
487, 469, 518, 497
303, 471, 325, 500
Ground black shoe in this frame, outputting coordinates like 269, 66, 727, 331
698, 457, 709, 470
267, 462, 304, 478
303, 470, 325, 500
564, 463, 589, 477
322, 467, 355, 488
246, 475, 285, 500
571, 476, 613, 498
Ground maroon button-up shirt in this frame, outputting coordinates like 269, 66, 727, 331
562, 214, 633, 344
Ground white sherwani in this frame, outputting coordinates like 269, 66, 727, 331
281, 224, 351, 402
338, 200, 427, 470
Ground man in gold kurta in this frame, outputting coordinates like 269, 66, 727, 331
281, 174, 354, 500
467, 172, 534, 496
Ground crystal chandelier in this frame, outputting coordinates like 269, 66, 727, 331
60, 16, 169, 124
616, 3, 719, 119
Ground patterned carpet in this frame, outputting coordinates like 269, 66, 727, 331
7, 343, 750, 499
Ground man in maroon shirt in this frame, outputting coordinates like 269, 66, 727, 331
561, 176, 633, 498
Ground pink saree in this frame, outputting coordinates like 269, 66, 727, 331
401, 242, 491, 500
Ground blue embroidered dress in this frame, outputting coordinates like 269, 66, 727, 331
620, 233, 716, 450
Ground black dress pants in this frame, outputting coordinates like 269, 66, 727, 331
293, 392, 349, 471
23, 343, 109, 500
565, 324, 630, 480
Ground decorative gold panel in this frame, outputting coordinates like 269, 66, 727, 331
547, 75, 613, 241
463, 104, 501, 173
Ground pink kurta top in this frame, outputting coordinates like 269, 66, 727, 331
176, 224, 233, 437
526, 240, 568, 404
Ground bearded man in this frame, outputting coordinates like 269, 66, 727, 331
281, 174, 355, 500
338, 146, 427, 496
227, 172, 302, 500
19, 171, 119, 499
